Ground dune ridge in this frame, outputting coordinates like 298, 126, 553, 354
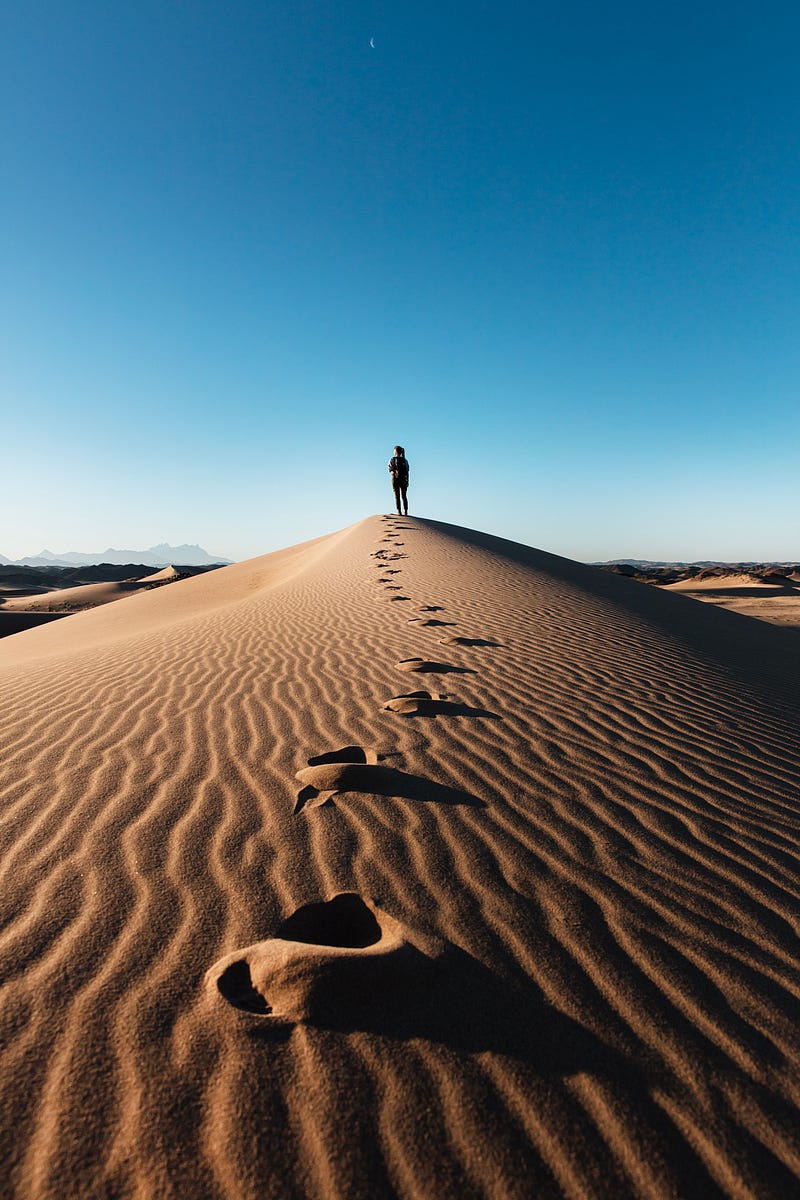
1, 515, 799, 1198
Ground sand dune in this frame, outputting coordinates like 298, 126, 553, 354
666, 572, 783, 590
1, 578, 151, 613
1, 515, 800, 1198
1, 565, 203, 617
665, 573, 800, 628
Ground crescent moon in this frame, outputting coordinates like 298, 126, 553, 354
370, 36, 375, 48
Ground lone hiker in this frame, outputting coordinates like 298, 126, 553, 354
388, 445, 409, 516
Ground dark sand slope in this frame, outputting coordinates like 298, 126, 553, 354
1, 515, 799, 1199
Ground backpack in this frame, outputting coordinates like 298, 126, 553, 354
392, 455, 408, 482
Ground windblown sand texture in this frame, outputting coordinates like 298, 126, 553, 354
2, 515, 800, 1199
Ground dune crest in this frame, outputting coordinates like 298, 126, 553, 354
2, 514, 800, 1198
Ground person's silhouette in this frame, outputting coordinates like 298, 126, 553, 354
388, 446, 409, 516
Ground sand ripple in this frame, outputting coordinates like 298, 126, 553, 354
1, 516, 800, 1197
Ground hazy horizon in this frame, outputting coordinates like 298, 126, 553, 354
5, 2, 799, 564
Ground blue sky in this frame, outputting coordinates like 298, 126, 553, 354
3, 1, 799, 562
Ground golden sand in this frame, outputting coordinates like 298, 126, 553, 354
2, 515, 799, 1197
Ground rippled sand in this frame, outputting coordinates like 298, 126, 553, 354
2, 515, 799, 1198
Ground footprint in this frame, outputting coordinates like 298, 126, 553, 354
387, 595, 411, 602
307, 746, 377, 767
294, 755, 482, 812
383, 692, 502, 719
396, 658, 473, 675
438, 636, 502, 648
419, 605, 444, 612
419, 619, 456, 628
382, 689, 443, 714
207, 897, 614, 1071
207, 893, 443, 1023
295, 746, 378, 811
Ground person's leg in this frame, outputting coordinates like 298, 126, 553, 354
401, 484, 408, 515
392, 479, 402, 514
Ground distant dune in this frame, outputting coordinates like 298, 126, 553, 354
599, 562, 800, 628
0, 564, 220, 634
1, 516, 799, 1198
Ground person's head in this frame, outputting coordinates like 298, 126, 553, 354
394, 445, 405, 456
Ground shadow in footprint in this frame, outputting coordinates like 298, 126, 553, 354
211, 895, 634, 1081
438, 636, 503, 648
307, 746, 377, 767
388, 595, 411, 602
209, 894, 437, 1023
396, 658, 474, 675
419, 619, 457, 628
419, 605, 444, 612
295, 758, 483, 812
384, 692, 502, 719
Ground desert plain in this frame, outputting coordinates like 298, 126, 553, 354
1, 515, 799, 1198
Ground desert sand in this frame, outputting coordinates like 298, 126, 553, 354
665, 574, 800, 629
0, 566, 188, 615
1, 515, 799, 1198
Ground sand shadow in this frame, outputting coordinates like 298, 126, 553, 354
222, 896, 629, 1079
307, 746, 377, 767
311, 944, 629, 1074
294, 759, 484, 812
396, 658, 474, 675
438, 636, 502, 648
680, 585, 800, 599
384, 692, 502, 720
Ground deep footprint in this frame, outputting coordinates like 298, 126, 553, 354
382, 689, 443, 714
294, 756, 483, 811
307, 746, 378, 767
207, 893, 443, 1023
396, 658, 474, 675
438, 636, 502, 647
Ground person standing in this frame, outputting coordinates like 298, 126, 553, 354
388, 445, 409, 516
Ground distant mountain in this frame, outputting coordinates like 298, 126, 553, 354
5, 543, 231, 568
594, 559, 800, 568
595, 561, 800, 587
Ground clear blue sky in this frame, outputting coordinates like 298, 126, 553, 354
4, 1, 799, 562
